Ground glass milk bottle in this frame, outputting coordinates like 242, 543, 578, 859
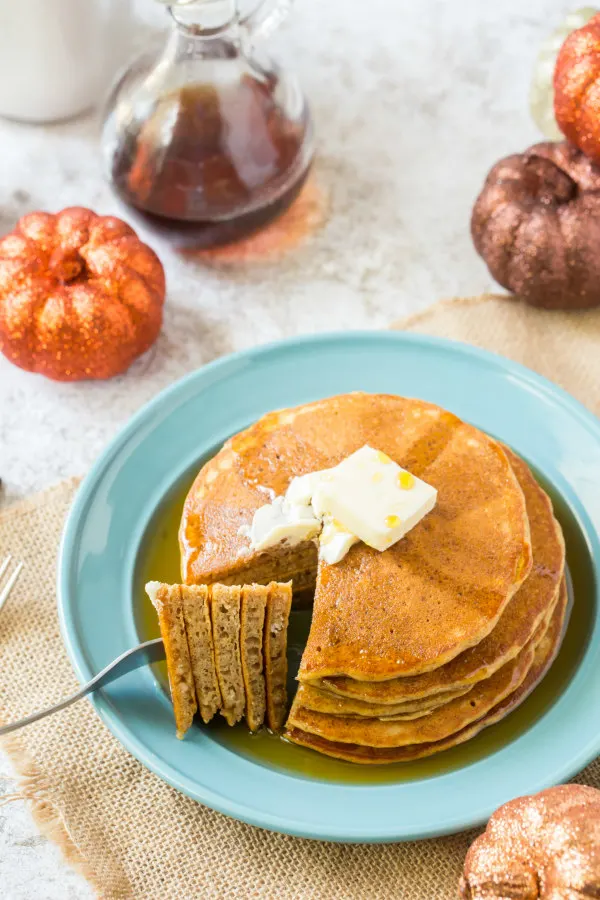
0, 0, 133, 123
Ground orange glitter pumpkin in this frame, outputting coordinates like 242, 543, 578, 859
0, 207, 165, 381
554, 13, 600, 165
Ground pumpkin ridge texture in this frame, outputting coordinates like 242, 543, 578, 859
471, 142, 600, 310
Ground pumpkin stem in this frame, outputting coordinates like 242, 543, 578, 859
50, 249, 85, 284
523, 154, 576, 206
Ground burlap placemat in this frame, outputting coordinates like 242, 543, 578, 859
1, 293, 600, 900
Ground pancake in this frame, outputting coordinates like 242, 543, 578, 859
240, 585, 268, 732
211, 584, 245, 726
181, 393, 532, 680
314, 450, 564, 704
181, 584, 221, 724
285, 578, 568, 763
264, 581, 293, 732
296, 682, 473, 720
146, 582, 197, 739
287, 616, 546, 748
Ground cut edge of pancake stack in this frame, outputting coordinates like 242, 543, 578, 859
146, 581, 292, 739
285, 446, 567, 763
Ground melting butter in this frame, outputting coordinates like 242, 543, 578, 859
242, 445, 437, 564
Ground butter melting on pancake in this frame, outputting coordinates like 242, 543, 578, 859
181, 393, 532, 680
313, 449, 564, 704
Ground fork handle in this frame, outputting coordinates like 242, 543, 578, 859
0, 638, 165, 737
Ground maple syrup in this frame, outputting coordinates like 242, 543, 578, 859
133, 455, 594, 785
109, 80, 311, 249
102, 2, 314, 249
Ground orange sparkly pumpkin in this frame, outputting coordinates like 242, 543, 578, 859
0, 207, 165, 381
554, 13, 600, 165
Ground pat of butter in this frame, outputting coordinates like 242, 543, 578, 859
243, 444, 437, 562
285, 470, 328, 506
311, 445, 437, 552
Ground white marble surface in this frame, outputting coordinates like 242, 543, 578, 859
0, 0, 572, 895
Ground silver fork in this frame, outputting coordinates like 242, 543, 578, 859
0, 554, 24, 614
0, 638, 165, 737
0, 556, 166, 737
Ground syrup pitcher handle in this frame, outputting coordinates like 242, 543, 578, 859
239, 0, 293, 42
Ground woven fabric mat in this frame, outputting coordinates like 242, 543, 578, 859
1, 293, 600, 900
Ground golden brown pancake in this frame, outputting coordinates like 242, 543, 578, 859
146, 582, 197, 740
313, 449, 564, 704
285, 579, 567, 762
181, 393, 532, 680
287, 613, 547, 749
296, 682, 472, 719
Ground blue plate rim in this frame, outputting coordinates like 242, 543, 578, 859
57, 329, 600, 842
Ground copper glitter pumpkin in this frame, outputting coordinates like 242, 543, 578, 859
459, 784, 600, 899
0, 207, 165, 381
554, 12, 600, 165
471, 141, 600, 309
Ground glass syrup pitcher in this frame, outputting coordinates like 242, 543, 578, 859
101, 0, 314, 249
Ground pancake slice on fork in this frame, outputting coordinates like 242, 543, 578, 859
264, 581, 292, 732
240, 584, 268, 731
145, 582, 197, 739
181, 584, 221, 724
211, 584, 245, 726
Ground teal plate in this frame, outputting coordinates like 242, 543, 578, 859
58, 332, 600, 842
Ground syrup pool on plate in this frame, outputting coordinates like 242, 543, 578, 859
133, 460, 594, 785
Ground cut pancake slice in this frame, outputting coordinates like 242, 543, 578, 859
240, 585, 268, 732
312, 449, 564, 704
264, 581, 293, 732
215, 546, 318, 598
211, 584, 245, 726
146, 582, 197, 740
181, 585, 221, 724
286, 578, 568, 763
150, 580, 293, 735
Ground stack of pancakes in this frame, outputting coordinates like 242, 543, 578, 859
180, 393, 567, 763
147, 581, 292, 738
